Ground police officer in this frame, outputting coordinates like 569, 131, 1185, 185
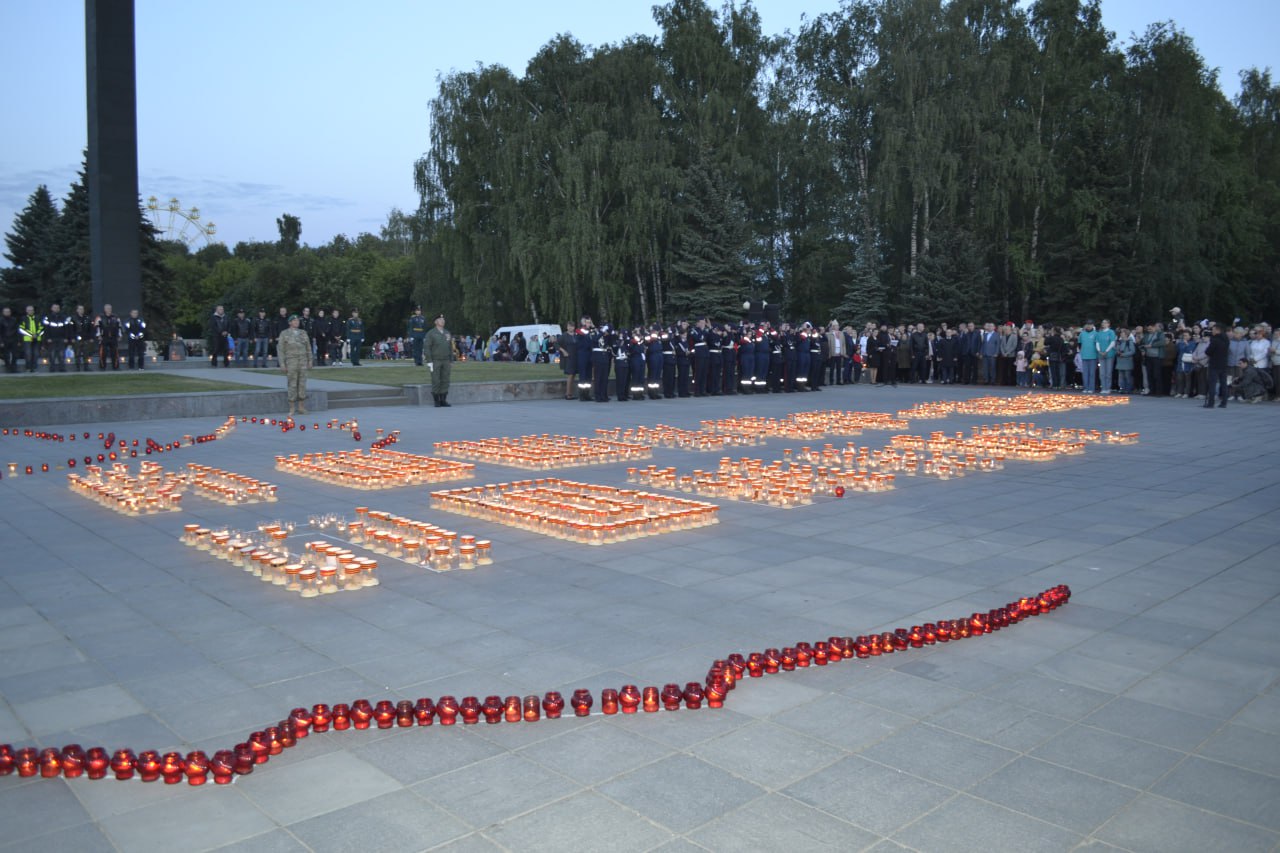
124, 308, 147, 370
407, 307, 428, 366
70, 304, 96, 371
252, 309, 273, 368
19, 305, 43, 372
346, 309, 365, 366
591, 323, 612, 402
575, 316, 595, 401
43, 303, 70, 372
97, 304, 123, 370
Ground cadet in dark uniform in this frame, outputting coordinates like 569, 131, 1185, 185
721, 324, 737, 394
575, 316, 595, 401
124, 308, 147, 370
795, 325, 811, 391
738, 324, 756, 393
612, 327, 630, 401
690, 319, 709, 396
591, 324, 612, 402
675, 322, 692, 397
70, 304, 96, 371
646, 326, 664, 399
810, 327, 826, 390
627, 329, 646, 401
707, 324, 723, 395
767, 325, 784, 392
407, 307, 428, 366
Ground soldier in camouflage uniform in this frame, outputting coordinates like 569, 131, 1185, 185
278, 314, 312, 416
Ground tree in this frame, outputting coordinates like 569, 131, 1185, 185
668, 150, 754, 317
56, 166, 92, 309
1, 185, 61, 306
277, 213, 301, 254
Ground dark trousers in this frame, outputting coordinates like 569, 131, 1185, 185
692, 351, 709, 395
127, 339, 145, 369
1205, 366, 1229, 406
708, 352, 722, 395
911, 353, 928, 383
591, 352, 611, 401
615, 359, 630, 400
411, 337, 425, 366
663, 360, 676, 398
676, 359, 691, 397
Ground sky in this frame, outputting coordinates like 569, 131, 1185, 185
1, 0, 1275, 253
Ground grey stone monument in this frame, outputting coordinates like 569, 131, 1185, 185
85, 0, 142, 313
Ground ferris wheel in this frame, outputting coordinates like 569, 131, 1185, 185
145, 196, 219, 246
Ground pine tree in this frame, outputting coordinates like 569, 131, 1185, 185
667, 153, 753, 318
898, 226, 993, 325
56, 165, 92, 309
1, 185, 61, 306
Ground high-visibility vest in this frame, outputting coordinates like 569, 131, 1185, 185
19, 316, 43, 341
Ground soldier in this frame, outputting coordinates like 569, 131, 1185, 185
278, 314, 311, 416
591, 324, 612, 403
97, 304, 122, 370
70, 304, 96, 371
124, 308, 147, 370
407, 307, 428, 366
646, 325, 664, 399
19, 305, 43, 372
612, 327, 630, 401
575, 316, 595, 401
0, 306, 19, 373
208, 305, 231, 367
627, 328, 646, 401
41, 302, 70, 372
231, 308, 252, 366
425, 313, 453, 406
346, 309, 365, 366
252, 309, 273, 368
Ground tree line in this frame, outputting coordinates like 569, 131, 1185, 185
4, 0, 1278, 339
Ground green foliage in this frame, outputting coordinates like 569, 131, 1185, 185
1, 185, 61, 306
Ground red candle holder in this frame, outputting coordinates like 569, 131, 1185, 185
278, 722, 297, 749
763, 649, 781, 674
935, 621, 952, 641
683, 682, 704, 710
727, 653, 747, 678
543, 691, 565, 719
264, 727, 285, 756
436, 696, 459, 725
619, 685, 641, 714
746, 653, 764, 677
704, 678, 727, 709
571, 689, 593, 716
110, 748, 137, 780
795, 644, 813, 668
311, 703, 332, 732
184, 750, 210, 786
16, 747, 38, 778
839, 636, 856, 658
908, 627, 924, 648
40, 748, 62, 778
290, 706, 314, 737
210, 750, 235, 784
600, 688, 619, 715
522, 695, 541, 722
891, 631, 909, 651
138, 750, 162, 782
331, 703, 352, 730
642, 686, 660, 713
85, 747, 109, 780
413, 698, 435, 726
0, 744, 14, 776
161, 752, 185, 784
351, 699, 374, 729
780, 648, 797, 671
504, 696, 522, 723
661, 683, 683, 710
396, 700, 416, 727
460, 696, 482, 724
249, 732, 270, 764
854, 640, 871, 658
482, 696, 503, 724
374, 700, 397, 729
59, 744, 86, 779
922, 624, 938, 644
232, 743, 255, 776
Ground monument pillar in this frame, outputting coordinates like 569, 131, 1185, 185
86, 0, 142, 313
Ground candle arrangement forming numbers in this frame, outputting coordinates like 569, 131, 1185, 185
885, 422, 1140, 476
627, 457, 893, 506
181, 521, 379, 596
897, 393, 1131, 420
67, 462, 185, 515
186, 463, 279, 505
0, 584, 1070, 785
594, 424, 760, 452
430, 478, 718, 544
432, 435, 653, 470
311, 507, 492, 572
275, 448, 474, 489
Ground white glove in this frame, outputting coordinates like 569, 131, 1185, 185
427, 362, 433, 371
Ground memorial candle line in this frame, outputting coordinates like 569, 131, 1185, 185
67, 462, 185, 515
314, 507, 492, 572
0, 585, 1070, 785
432, 434, 653, 470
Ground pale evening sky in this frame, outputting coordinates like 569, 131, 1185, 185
0, 0, 1275, 252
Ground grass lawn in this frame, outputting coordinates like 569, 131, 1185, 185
0, 373, 261, 400
258, 361, 565, 386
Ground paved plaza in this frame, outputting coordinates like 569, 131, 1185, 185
1, 382, 1277, 852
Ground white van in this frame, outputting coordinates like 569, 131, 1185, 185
491, 324, 563, 362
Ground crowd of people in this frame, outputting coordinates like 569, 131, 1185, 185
550, 308, 1279, 407
206, 305, 367, 368
1, 302, 148, 373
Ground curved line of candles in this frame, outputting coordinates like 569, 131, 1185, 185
0, 585, 1070, 785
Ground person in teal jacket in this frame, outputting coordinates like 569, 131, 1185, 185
1077, 319, 1099, 393
1095, 318, 1117, 394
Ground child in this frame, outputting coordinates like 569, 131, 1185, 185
1029, 349, 1049, 388
1015, 348, 1029, 387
